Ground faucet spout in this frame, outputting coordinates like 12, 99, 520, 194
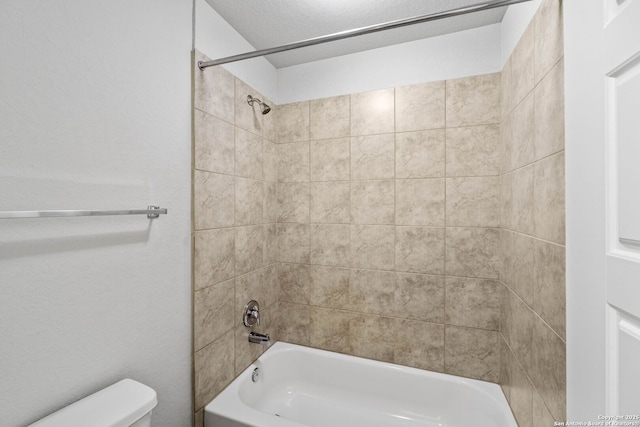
248, 332, 270, 346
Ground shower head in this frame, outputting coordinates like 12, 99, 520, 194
247, 95, 271, 115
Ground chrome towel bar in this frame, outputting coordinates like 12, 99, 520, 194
0, 205, 167, 219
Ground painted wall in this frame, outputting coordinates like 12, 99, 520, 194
194, 0, 279, 103
277, 25, 502, 104
0, 1, 193, 426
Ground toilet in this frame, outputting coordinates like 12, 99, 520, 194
28, 379, 157, 427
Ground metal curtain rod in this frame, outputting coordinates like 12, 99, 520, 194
0, 206, 167, 220
198, 0, 534, 69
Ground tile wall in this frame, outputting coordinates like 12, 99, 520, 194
192, 0, 566, 422
499, 0, 566, 424
275, 73, 503, 381
192, 51, 279, 423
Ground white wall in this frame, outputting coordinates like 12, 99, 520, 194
277, 24, 502, 104
500, 0, 541, 66
0, 1, 193, 426
194, 0, 278, 102
195, 1, 540, 105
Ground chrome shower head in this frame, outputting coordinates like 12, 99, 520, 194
247, 95, 271, 115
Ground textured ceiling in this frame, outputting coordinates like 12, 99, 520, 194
204, 0, 508, 68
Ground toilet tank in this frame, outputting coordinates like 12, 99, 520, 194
29, 379, 157, 427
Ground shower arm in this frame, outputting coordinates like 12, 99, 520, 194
198, 0, 534, 69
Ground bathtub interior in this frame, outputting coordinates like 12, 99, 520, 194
206, 342, 516, 427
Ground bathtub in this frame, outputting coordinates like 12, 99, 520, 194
204, 342, 516, 427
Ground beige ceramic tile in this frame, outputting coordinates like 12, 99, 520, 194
278, 263, 310, 304
500, 173, 513, 230
194, 170, 234, 230
309, 138, 350, 181
234, 324, 265, 375
393, 320, 444, 372
310, 181, 350, 223
235, 225, 264, 275
263, 224, 277, 265
194, 109, 234, 175
236, 266, 277, 314
395, 81, 445, 132
194, 279, 234, 351
444, 326, 499, 382
395, 226, 445, 275
505, 92, 535, 172
263, 181, 277, 223
349, 314, 396, 363
277, 223, 310, 264
350, 134, 395, 180
235, 128, 263, 180
350, 225, 395, 270
194, 330, 235, 409
446, 177, 500, 227
309, 265, 350, 309
534, 239, 565, 339
195, 409, 204, 427
235, 177, 263, 226
277, 302, 310, 345
310, 224, 350, 267
500, 337, 512, 401
194, 51, 234, 123
531, 317, 566, 421
350, 88, 395, 136
349, 269, 398, 317
350, 180, 395, 224
277, 102, 309, 143
194, 228, 235, 291
534, 0, 564, 84
534, 152, 565, 244
446, 125, 500, 177
445, 277, 500, 330
446, 73, 500, 127
263, 140, 277, 182
394, 273, 445, 322
500, 284, 513, 350
277, 182, 309, 223
277, 141, 309, 182
511, 21, 535, 106
309, 307, 353, 354
509, 356, 534, 427
508, 289, 535, 374
396, 178, 445, 226
234, 78, 263, 136
535, 59, 565, 160
501, 231, 535, 306
396, 130, 445, 178
533, 390, 558, 426
510, 164, 535, 235
310, 95, 350, 140
445, 228, 500, 279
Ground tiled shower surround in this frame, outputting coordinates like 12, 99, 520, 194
274, 74, 503, 380
499, 0, 566, 424
192, 0, 564, 424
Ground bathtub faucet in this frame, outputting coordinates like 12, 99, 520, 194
248, 332, 270, 346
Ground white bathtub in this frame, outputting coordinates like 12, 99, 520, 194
204, 342, 516, 427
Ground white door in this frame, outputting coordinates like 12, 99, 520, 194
566, 0, 640, 420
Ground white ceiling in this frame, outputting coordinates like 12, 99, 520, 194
204, 0, 509, 68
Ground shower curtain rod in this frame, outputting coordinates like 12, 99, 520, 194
198, 0, 534, 69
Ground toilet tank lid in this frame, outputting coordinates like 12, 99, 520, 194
29, 379, 158, 427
